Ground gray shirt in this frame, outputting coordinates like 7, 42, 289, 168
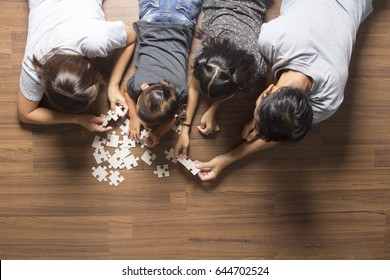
258, 0, 373, 123
126, 21, 194, 105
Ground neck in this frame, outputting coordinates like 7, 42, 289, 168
274, 70, 312, 92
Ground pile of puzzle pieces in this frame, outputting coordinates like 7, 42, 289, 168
91, 106, 200, 187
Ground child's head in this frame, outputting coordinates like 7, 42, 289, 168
32, 51, 103, 113
136, 81, 181, 128
192, 33, 257, 100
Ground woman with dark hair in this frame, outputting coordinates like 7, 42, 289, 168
17, 0, 136, 132
174, 0, 268, 159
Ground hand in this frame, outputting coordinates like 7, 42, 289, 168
129, 117, 142, 141
77, 114, 112, 133
197, 109, 220, 135
241, 119, 257, 141
108, 86, 128, 115
143, 132, 160, 147
195, 155, 230, 181
174, 132, 189, 159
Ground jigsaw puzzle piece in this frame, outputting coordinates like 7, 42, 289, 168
92, 166, 108, 182
106, 131, 120, 148
108, 170, 124, 187
122, 155, 140, 170
153, 164, 169, 178
92, 148, 110, 164
164, 148, 178, 163
141, 149, 157, 165
92, 135, 107, 149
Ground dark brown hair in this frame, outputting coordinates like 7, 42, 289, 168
136, 81, 186, 127
32, 51, 104, 113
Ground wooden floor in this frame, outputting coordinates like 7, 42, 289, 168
0, 0, 389, 260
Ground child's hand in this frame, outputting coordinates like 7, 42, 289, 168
108, 86, 128, 115
174, 132, 189, 159
241, 119, 257, 141
77, 114, 112, 133
144, 132, 160, 147
129, 117, 142, 141
197, 109, 220, 135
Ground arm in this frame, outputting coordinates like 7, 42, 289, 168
197, 99, 223, 135
174, 76, 200, 158
107, 25, 136, 113
195, 138, 277, 181
17, 90, 111, 132
144, 118, 176, 147
124, 90, 142, 141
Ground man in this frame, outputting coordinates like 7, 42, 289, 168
195, 0, 373, 181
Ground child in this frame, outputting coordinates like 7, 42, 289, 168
125, 0, 201, 146
18, 0, 136, 132
174, 0, 268, 158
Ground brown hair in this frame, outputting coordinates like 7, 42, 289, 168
32, 51, 104, 113
136, 81, 186, 128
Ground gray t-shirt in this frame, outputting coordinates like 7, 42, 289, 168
126, 21, 194, 105
259, 0, 373, 123
200, 0, 268, 79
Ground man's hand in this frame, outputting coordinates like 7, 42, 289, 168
195, 155, 230, 181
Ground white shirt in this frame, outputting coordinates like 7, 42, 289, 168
20, 0, 127, 101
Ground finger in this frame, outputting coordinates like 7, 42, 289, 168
110, 100, 117, 113
215, 124, 220, 132
194, 160, 211, 171
197, 125, 209, 135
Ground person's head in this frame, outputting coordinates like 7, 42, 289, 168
253, 85, 313, 143
192, 33, 257, 100
32, 51, 103, 113
136, 81, 183, 129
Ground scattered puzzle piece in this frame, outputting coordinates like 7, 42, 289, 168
172, 123, 183, 134
93, 148, 110, 164
164, 148, 178, 163
92, 166, 108, 182
92, 135, 107, 149
106, 131, 120, 148
119, 135, 136, 148
108, 153, 124, 169
123, 155, 139, 170
119, 118, 130, 135
108, 170, 124, 187
114, 146, 131, 160
141, 149, 157, 165
153, 164, 169, 178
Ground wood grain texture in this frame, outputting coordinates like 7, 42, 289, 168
0, 0, 389, 260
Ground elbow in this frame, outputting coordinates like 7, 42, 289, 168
17, 109, 31, 124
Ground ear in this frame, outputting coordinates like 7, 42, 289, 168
140, 83, 149, 91
264, 84, 274, 97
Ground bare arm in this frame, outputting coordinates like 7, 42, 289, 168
124, 90, 142, 140
107, 25, 137, 113
174, 76, 200, 158
17, 90, 111, 132
195, 138, 277, 181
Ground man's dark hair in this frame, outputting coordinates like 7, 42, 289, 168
255, 86, 313, 143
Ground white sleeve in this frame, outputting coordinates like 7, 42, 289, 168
19, 66, 44, 102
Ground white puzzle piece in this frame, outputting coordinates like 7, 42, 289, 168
153, 164, 170, 178
92, 166, 108, 182
164, 148, 178, 163
92, 135, 107, 149
93, 148, 110, 164
123, 155, 140, 170
106, 131, 120, 148
141, 149, 157, 165
108, 170, 124, 187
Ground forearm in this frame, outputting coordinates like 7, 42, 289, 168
181, 77, 200, 135
222, 139, 277, 166
19, 106, 79, 126
109, 48, 134, 90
